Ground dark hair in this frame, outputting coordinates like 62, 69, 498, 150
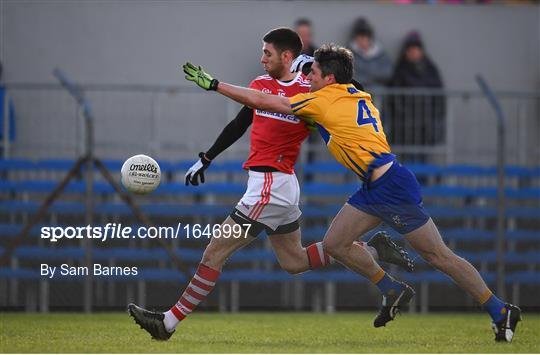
351, 17, 373, 39
314, 43, 353, 84
295, 18, 312, 28
403, 31, 424, 50
263, 27, 303, 58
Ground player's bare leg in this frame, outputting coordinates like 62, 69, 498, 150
405, 218, 521, 341
322, 203, 415, 327
128, 217, 255, 340
199, 217, 256, 271
269, 228, 312, 274
322, 204, 385, 277
405, 219, 490, 300
269, 227, 413, 274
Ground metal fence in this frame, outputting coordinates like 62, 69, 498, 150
1, 82, 539, 312
1, 84, 539, 167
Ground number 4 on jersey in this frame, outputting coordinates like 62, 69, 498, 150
356, 99, 379, 132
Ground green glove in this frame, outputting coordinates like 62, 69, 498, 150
302, 116, 317, 132
182, 62, 219, 91
305, 121, 317, 132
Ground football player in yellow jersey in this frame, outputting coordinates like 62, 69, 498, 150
182, 44, 521, 342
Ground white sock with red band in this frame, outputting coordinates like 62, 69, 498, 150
306, 242, 334, 269
163, 263, 220, 332
306, 241, 377, 271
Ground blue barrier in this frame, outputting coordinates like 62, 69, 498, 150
136, 268, 186, 282
0, 158, 538, 299
35, 159, 76, 171
2, 222, 537, 245
1, 159, 538, 178
303, 161, 349, 174
2, 179, 538, 200
0, 159, 38, 171
300, 270, 367, 282
0, 267, 516, 287
400, 271, 496, 284
13, 246, 85, 260
0, 267, 39, 280
5, 245, 538, 267
506, 271, 540, 284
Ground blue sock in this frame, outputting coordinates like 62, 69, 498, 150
375, 273, 403, 296
483, 294, 506, 322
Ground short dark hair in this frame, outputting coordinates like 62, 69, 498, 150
263, 27, 303, 58
314, 43, 353, 84
295, 18, 312, 28
351, 17, 373, 39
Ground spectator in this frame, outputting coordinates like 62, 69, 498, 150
0, 60, 16, 158
391, 31, 443, 89
294, 18, 317, 56
348, 17, 392, 89
387, 31, 445, 160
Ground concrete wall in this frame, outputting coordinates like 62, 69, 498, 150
2, 0, 539, 90
1, 0, 539, 163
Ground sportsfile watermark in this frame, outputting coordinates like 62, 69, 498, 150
41, 223, 252, 243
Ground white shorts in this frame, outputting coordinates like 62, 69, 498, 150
234, 170, 301, 232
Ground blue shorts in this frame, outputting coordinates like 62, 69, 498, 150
347, 161, 430, 234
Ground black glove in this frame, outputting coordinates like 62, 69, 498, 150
185, 152, 212, 186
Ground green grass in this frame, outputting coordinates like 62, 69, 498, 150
1, 312, 539, 353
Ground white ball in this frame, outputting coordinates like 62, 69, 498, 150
121, 154, 161, 195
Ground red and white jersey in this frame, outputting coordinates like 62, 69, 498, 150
243, 72, 311, 174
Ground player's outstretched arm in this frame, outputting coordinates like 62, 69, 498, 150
183, 62, 293, 115
217, 82, 292, 115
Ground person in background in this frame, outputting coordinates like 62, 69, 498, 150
387, 31, 445, 160
295, 18, 317, 56
348, 17, 393, 90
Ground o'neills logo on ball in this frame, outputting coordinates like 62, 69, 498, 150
121, 154, 161, 195
129, 163, 158, 173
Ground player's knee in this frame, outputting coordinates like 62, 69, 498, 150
422, 248, 454, 270
201, 245, 227, 269
323, 239, 347, 259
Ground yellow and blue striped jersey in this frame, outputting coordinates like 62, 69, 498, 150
290, 83, 395, 181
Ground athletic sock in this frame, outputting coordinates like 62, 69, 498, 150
163, 263, 220, 332
480, 290, 506, 322
306, 242, 333, 269
370, 269, 403, 296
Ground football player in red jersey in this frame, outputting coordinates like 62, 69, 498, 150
128, 28, 412, 341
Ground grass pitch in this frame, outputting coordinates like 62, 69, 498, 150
1, 312, 539, 353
